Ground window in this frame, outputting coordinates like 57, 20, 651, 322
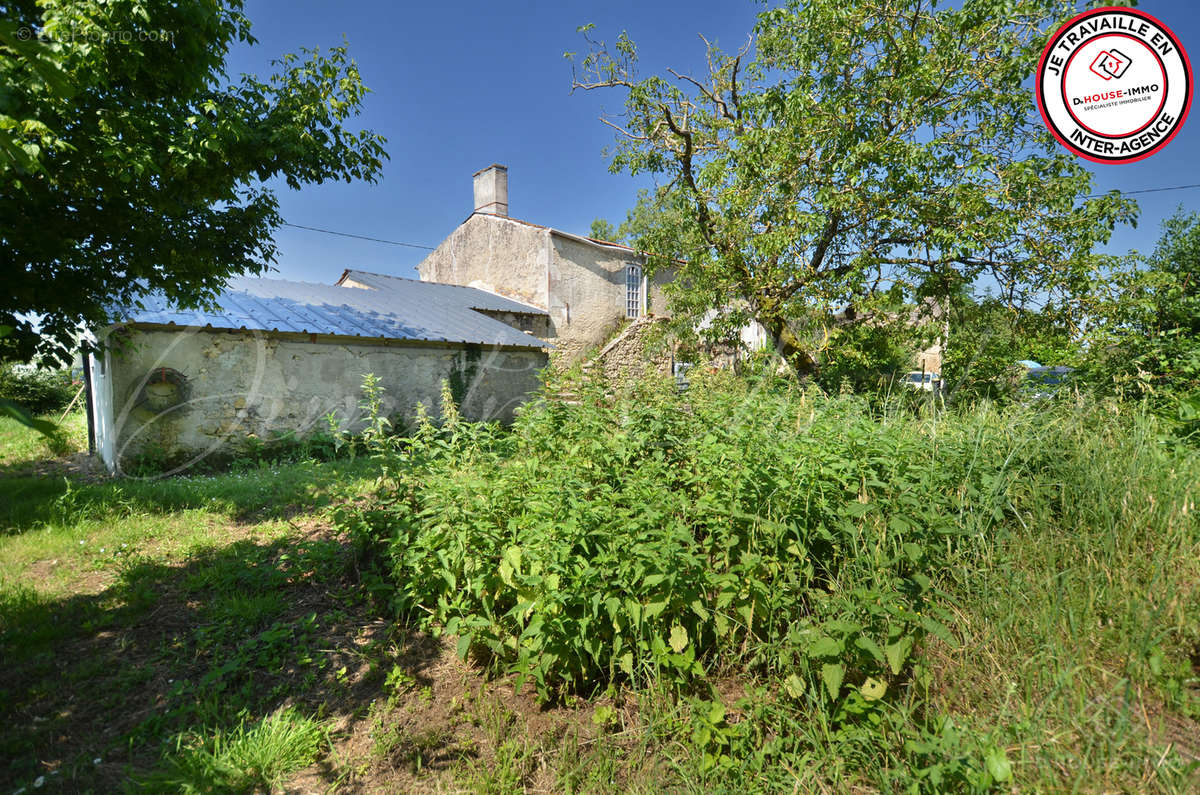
626, 264, 642, 319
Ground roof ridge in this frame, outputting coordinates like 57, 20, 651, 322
341, 269, 548, 315
341, 268, 423, 284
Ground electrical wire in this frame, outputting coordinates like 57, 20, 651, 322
1087, 183, 1200, 198
281, 222, 435, 250
283, 183, 1200, 248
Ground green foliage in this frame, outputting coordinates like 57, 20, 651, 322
1083, 209, 1200, 426
1, 394, 1196, 791
1, 0, 388, 364
814, 308, 928, 394
137, 707, 327, 793
0, 396, 59, 439
340, 370, 1200, 789
568, 0, 1134, 376
0, 362, 75, 414
0, 326, 64, 437
588, 217, 618, 242
0, 410, 87, 471
943, 296, 1078, 401
349, 372, 1005, 704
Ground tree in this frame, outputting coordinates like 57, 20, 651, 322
1083, 208, 1200, 405
941, 294, 1078, 400
589, 217, 619, 242
1, 0, 387, 365
568, 0, 1135, 376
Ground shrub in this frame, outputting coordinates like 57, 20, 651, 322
339, 372, 1200, 789
343, 371, 1034, 702
0, 363, 77, 415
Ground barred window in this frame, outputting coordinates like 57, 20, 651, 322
626, 264, 642, 319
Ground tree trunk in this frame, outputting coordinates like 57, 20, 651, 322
758, 313, 817, 377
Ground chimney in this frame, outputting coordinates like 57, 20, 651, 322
473, 164, 508, 217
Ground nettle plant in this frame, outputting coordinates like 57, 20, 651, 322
345, 370, 1020, 705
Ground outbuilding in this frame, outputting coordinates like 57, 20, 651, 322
87, 274, 549, 473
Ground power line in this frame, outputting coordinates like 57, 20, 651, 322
281, 222, 436, 250
1088, 183, 1200, 198
283, 183, 1200, 247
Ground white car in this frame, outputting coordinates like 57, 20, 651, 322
904, 371, 941, 392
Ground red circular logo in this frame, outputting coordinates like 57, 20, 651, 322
1036, 7, 1192, 163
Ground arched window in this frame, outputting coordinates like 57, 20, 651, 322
626, 264, 642, 319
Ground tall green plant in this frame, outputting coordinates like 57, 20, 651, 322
1084, 209, 1200, 432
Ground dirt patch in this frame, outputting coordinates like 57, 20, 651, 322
0, 452, 107, 482
2, 518, 668, 793
281, 625, 682, 794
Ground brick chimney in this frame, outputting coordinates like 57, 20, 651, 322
473, 164, 508, 217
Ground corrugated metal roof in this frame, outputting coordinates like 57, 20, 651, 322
121, 276, 550, 349
339, 269, 547, 315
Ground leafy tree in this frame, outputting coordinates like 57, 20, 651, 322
589, 217, 619, 242
1, 0, 387, 364
813, 312, 923, 394
568, 0, 1135, 376
942, 295, 1078, 400
1083, 209, 1200, 407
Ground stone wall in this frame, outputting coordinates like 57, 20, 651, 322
416, 212, 671, 367
590, 317, 673, 383
98, 327, 546, 471
473, 308, 551, 339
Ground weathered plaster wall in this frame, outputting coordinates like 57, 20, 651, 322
88, 349, 116, 470
546, 236, 671, 365
416, 214, 548, 308
546, 234, 634, 364
100, 327, 546, 470
915, 344, 943, 375
473, 308, 551, 339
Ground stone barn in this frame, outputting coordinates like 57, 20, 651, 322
87, 274, 549, 473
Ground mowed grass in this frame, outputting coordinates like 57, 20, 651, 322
0, 456, 385, 596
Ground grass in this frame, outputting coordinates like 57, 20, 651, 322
137, 707, 328, 793
929, 404, 1200, 789
0, 457, 385, 603
0, 413, 390, 791
345, 371, 1200, 792
0, 410, 88, 472
1, 376, 1197, 792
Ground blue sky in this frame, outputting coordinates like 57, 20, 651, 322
224, 0, 1200, 284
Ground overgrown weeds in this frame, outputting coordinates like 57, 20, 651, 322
342, 369, 1200, 791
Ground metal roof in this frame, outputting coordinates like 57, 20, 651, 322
339, 269, 547, 315
120, 276, 550, 349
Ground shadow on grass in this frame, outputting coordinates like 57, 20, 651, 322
0, 532, 435, 792
0, 457, 383, 535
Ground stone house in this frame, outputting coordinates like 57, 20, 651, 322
84, 162, 948, 473
414, 164, 674, 365
83, 163, 679, 473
